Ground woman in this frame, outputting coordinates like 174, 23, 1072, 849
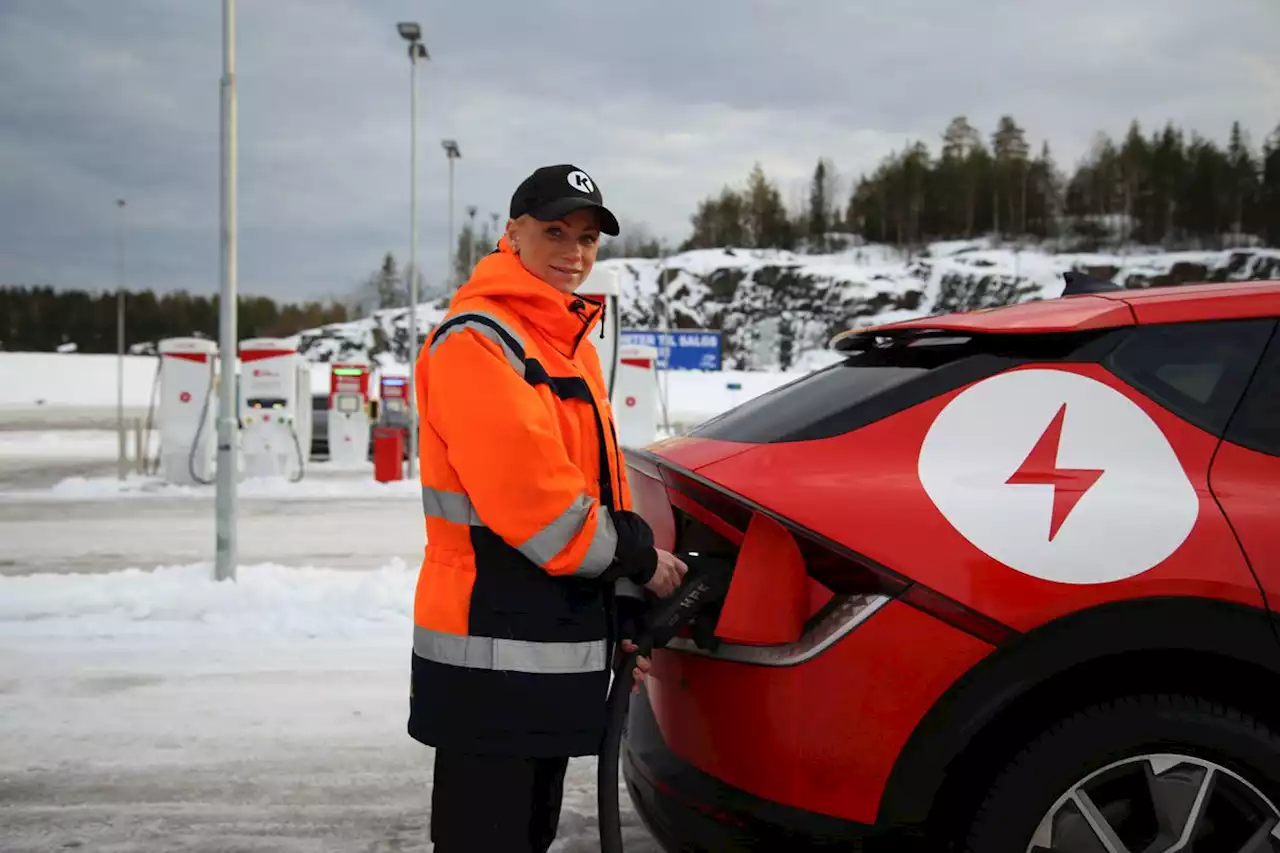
409, 163, 688, 853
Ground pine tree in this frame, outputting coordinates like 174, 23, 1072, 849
1226, 121, 1258, 239
376, 252, 400, 310
991, 116, 1030, 237
1119, 121, 1148, 244
940, 116, 982, 237
1261, 124, 1280, 245
807, 158, 832, 249
745, 164, 794, 249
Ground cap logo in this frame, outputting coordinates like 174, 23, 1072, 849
566, 170, 595, 194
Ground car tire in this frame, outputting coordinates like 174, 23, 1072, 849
963, 694, 1280, 852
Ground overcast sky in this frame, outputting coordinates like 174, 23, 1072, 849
1, 0, 1277, 304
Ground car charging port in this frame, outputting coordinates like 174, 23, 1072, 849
626, 447, 1012, 662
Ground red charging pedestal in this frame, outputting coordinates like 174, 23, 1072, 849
374, 375, 411, 482
373, 427, 404, 482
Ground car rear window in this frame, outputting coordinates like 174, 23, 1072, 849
1225, 328, 1280, 456
691, 331, 1114, 444
1104, 318, 1277, 436
689, 360, 928, 444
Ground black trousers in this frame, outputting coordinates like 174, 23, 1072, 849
430, 749, 571, 853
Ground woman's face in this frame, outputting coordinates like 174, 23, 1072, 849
507, 208, 602, 293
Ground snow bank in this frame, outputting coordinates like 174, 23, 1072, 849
0, 559, 416, 642
658, 368, 808, 430
0, 351, 160, 408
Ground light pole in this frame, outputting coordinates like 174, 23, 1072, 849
465, 205, 477, 278
398, 21, 428, 480
215, 0, 239, 582
115, 198, 127, 480
442, 139, 461, 288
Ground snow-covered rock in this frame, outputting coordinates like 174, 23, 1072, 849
605, 243, 1280, 370
287, 243, 1280, 371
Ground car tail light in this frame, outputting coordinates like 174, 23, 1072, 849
627, 449, 1014, 662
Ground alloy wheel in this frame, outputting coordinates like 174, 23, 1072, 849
1029, 753, 1280, 852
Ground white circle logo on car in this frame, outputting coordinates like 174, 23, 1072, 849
917, 368, 1199, 585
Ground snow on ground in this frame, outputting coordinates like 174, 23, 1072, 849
0, 466, 660, 851
0, 428, 155, 459
0, 562, 657, 851
0, 465, 425, 575
30, 468, 421, 503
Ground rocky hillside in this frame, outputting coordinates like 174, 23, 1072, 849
292, 242, 1280, 370
609, 241, 1280, 369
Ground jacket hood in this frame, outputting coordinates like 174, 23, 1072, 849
449, 235, 604, 356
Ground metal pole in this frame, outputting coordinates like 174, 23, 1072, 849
406, 45, 420, 481
447, 157, 455, 288
115, 199, 126, 480
215, 0, 239, 583
465, 206, 477, 279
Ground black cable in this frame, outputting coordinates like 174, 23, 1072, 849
188, 362, 217, 486
597, 555, 734, 853
142, 359, 161, 475
287, 420, 305, 483
600, 644, 646, 853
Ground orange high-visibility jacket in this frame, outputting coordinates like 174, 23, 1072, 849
408, 237, 658, 757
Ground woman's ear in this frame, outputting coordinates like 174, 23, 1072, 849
505, 217, 520, 253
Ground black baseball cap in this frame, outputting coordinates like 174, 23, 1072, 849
509, 164, 620, 236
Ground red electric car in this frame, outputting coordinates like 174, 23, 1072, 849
622, 275, 1280, 852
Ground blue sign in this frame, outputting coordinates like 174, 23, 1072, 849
620, 329, 722, 371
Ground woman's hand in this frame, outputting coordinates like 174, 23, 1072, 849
643, 548, 688, 598
621, 639, 652, 693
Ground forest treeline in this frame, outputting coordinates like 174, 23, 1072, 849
677, 116, 1280, 253
0, 285, 349, 353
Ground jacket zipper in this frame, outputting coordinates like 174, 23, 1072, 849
568, 296, 619, 505
569, 298, 590, 356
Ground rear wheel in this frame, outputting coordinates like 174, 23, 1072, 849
964, 694, 1280, 852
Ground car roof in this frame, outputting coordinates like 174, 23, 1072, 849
839, 279, 1280, 341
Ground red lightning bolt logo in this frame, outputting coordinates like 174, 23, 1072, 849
1006, 403, 1105, 541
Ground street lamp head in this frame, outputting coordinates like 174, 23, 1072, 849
396, 22, 421, 41
442, 139, 461, 159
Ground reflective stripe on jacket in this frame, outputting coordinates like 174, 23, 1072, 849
408, 237, 656, 758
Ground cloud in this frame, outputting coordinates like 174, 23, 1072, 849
0, 0, 1276, 302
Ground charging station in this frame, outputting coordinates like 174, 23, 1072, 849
239, 338, 311, 481
328, 363, 372, 466
154, 337, 219, 485
578, 266, 621, 399
378, 373, 411, 431
612, 343, 660, 449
